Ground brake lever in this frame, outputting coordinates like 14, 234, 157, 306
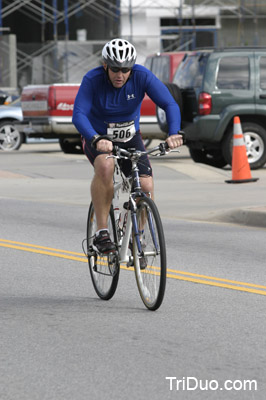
151, 149, 180, 157
106, 152, 129, 160
106, 145, 119, 159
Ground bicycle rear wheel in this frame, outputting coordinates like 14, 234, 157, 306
133, 197, 166, 310
87, 203, 120, 300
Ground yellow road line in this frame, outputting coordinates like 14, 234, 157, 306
0, 241, 86, 262
0, 238, 84, 256
1, 238, 266, 296
167, 267, 266, 290
166, 272, 266, 296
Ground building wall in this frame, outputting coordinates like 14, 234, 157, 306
219, 18, 266, 47
121, 0, 182, 64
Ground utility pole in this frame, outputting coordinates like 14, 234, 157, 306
116, 0, 121, 37
0, 0, 2, 36
129, 0, 133, 41
41, 0, 45, 43
238, 0, 245, 46
178, 1, 183, 50
53, 0, 59, 82
64, 0, 69, 82
253, 0, 259, 45
191, 0, 196, 50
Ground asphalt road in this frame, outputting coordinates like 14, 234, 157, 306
0, 143, 266, 400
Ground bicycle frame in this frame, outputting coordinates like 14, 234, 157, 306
112, 153, 150, 265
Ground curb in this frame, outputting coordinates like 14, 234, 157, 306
207, 207, 266, 229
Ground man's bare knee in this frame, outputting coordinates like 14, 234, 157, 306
140, 175, 154, 197
94, 155, 114, 183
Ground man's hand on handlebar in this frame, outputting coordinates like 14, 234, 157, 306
95, 139, 113, 153
91, 135, 113, 153
165, 133, 184, 150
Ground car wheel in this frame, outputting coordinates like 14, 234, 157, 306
222, 121, 266, 170
156, 83, 183, 133
0, 120, 23, 151
189, 147, 228, 168
59, 138, 83, 154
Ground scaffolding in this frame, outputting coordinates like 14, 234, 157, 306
183, 0, 266, 47
0, 0, 120, 88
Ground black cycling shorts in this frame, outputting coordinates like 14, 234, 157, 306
82, 132, 153, 177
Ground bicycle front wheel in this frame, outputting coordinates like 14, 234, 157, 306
133, 197, 166, 311
87, 203, 120, 300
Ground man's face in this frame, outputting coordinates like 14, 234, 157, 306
104, 64, 131, 88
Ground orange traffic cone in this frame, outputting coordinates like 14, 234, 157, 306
225, 116, 259, 184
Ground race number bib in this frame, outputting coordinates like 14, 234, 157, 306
107, 120, 136, 142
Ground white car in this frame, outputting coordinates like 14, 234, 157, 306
0, 98, 24, 151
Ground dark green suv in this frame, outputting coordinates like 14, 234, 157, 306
157, 48, 266, 169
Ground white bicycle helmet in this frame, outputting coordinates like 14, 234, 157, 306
102, 38, 137, 68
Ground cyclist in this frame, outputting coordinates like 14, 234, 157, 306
72, 38, 183, 254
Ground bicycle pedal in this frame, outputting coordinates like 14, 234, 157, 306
87, 246, 96, 257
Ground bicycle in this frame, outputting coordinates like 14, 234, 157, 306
85, 139, 180, 311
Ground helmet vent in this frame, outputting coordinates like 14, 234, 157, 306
112, 47, 118, 60
106, 47, 111, 57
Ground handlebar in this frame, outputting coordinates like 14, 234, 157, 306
93, 130, 186, 159
111, 141, 172, 160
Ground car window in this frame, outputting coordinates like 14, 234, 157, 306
259, 56, 266, 90
173, 54, 208, 89
151, 56, 170, 82
216, 57, 250, 90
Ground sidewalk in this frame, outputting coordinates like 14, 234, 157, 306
151, 147, 266, 229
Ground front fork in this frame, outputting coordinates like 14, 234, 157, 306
118, 194, 143, 263
130, 194, 144, 256
132, 195, 160, 256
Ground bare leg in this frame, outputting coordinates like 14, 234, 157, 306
138, 176, 154, 232
140, 175, 154, 199
91, 154, 115, 231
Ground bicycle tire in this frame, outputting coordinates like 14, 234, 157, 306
87, 202, 120, 300
132, 197, 166, 310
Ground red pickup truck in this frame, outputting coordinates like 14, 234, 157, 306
20, 52, 186, 153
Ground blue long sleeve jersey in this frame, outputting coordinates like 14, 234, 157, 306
72, 64, 181, 142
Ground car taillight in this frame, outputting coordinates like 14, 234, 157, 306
198, 92, 212, 115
